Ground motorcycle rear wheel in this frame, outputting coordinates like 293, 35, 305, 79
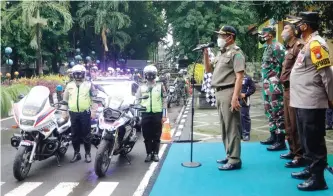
94, 139, 114, 177
13, 146, 32, 181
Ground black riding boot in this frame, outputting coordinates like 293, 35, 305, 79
144, 142, 152, 162
70, 142, 81, 163
84, 139, 92, 163
70, 152, 81, 163
267, 133, 287, 151
260, 132, 276, 145
152, 142, 160, 162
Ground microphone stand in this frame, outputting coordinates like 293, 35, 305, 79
181, 51, 203, 168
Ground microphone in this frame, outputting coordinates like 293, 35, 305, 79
192, 42, 215, 51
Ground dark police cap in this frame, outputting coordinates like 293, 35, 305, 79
215, 25, 237, 36
286, 12, 320, 24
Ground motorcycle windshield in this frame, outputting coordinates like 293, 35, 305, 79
22, 86, 50, 116
100, 83, 131, 109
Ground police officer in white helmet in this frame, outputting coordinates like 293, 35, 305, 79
136, 65, 167, 162
63, 64, 97, 163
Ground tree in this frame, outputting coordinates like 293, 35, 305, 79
2, 0, 73, 75
77, 1, 131, 69
155, 1, 259, 62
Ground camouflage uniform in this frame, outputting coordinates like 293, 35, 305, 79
261, 40, 286, 134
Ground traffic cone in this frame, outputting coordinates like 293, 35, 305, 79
160, 118, 172, 143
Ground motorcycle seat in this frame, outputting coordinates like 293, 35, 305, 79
57, 118, 67, 127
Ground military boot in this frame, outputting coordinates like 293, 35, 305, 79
267, 133, 287, 151
84, 141, 92, 163
260, 132, 276, 145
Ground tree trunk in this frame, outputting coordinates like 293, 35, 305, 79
36, 24, 43, 75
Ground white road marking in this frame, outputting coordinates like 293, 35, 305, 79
178, 124, 184, 130
183, 115, 187, 118
175, 131, 182, 137
1, 182, 5, 186
133, 144, 167, 196
45, 182, 79, 196
88, 182, 119, 196
0, 116, 14, 122
181, 119, 186, 123
184, 111, 188, 114
4, 182, 42, 196
133, 104, 186, 196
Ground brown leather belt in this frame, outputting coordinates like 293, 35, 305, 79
216, 84, 234, 92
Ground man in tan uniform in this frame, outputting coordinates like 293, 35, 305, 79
289, 12, 333, 191
279, 18, 305, 168
204, 26, 245, 170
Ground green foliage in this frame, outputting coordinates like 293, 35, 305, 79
1, 84, 31, 117
155, 1, 260, 62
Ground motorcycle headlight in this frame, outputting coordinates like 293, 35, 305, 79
20, 119, 35, 126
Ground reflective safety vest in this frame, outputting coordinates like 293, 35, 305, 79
67, 81, 92, 112
140, 83, 163, 113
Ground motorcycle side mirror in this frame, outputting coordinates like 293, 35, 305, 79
140, 95, 149, 100
18, 94, 25, 100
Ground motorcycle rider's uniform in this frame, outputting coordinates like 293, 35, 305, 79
63, 64, 96, 163
136, 65, 167, 162
174, 73, 187, 101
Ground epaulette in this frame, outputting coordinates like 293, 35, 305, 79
234, 45, 240, 50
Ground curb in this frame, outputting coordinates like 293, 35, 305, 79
173, 98, 191, 140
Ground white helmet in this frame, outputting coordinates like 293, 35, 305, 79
143, 65, 158, 81
127, 69, 130, 72
92, 66, 98, 71
71, 64, 86, 80
107, 67, 114, 72
116, 68, 120, 71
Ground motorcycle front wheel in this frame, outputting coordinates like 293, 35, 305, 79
94, 139, 114, 177
13, 146, 32, 181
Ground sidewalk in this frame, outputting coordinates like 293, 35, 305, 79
174, 91, 333, 153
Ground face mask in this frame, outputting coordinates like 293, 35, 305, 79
281, 31, 291, 42
217, 37, 226, 48
258, 36, 266, 44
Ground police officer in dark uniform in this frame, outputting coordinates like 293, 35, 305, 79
289, 12, 333, 191
240, 73, 256, 141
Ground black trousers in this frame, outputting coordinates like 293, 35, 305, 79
141, 112, 163, 154
69, 110, 92, 154
295, 108, 327, 173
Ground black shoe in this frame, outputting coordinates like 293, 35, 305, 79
216, 158, 228, 164
70, 152, 81, 163
280, 152, 295, 160
297, 175, 328, 191
144, 154, 152, 162
85, 153, 91, 163
285, 159, 307, 168
291, 168, 311, 180
267, 133, 287, 151
152, 153, 159, 162
243, 135, 250, 141
260, 132, 276, 145
218, 162, 242, 171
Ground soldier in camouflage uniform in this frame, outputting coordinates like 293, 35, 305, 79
259, 26, 287, 151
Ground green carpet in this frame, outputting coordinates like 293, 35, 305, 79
150, 142, 333, 196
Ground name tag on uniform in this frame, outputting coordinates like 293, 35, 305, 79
296, 51, 305, 65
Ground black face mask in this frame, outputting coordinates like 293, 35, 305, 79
258, 36, 266, 44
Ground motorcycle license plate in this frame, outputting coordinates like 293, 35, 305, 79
20, 140, 33, 146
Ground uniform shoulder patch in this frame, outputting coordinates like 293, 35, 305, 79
310, 40, 331, 70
